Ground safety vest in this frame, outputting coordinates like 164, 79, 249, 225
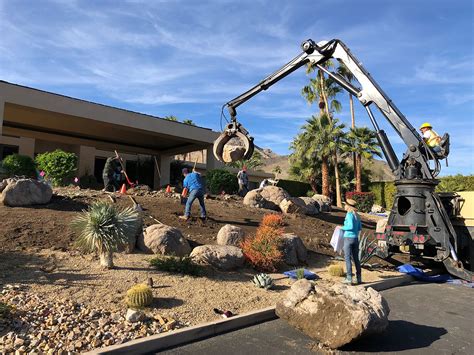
425, 129, 441, 147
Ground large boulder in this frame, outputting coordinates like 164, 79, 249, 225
137, 224, 191, 256
281, 233, 308, 265
311, 194, 331, 212
0, 178, 52, 206
276, 279, 390, 349
190, 245, 245, 270
222, 145, 245, 163
217, 224, 246, 246
280, 197, 320, 216
371, 204, 385, 214
244, 186, 290, 211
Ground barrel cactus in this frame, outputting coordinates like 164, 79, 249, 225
252, 273, 274, 290
126, 284, 153, 309
328, 264, 345, 277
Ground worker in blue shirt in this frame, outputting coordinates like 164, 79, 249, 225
341, 198, 362, 285
179, 168, 207, 221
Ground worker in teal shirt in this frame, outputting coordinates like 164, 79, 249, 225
341, 198, 362, 285
179, 168, 207, 221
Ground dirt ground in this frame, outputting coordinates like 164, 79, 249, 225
0, 187, 399, 329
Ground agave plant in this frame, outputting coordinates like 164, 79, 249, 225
359, 232, 378, 266
72, 202, 140, 268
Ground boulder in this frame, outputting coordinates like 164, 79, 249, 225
217, 224, 246, 246
280, 197, 320, 216
311, 194, 331, 212
222, 145, 245, 163
281, 233, 308, 265
376, 218, 388, 233
299, 197, 320, 214
244, 186, 290, 211
190, 245, 245, 270
137, 224, 191, 256
0, 178, 52, 206
125, 309, 145, 323
371, 204, 385, 213
276, 279, 390, 349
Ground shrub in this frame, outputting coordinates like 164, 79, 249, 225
35, 149, 78, 186
149, 255, 203, 276
345, 191, 375, 213
260, 213, 284, 229
240, 225, 283, 272
1, 154, 36, 178
72, 202, 141, 268
328, 264, 345, 277
437, 174, 474, 192
205, 169, 238, 194
126, 284, 153, 309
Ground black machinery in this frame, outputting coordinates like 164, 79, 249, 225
213, 39, 473, 281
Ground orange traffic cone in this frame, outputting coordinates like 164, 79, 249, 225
119, 184, 127, 194
166, 185, 172, 193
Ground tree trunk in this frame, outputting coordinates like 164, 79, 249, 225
350, 93, 357, 171
321, 157, 330, 197
334, 153, 342, 207
99, 251, 114, 269
356, 154, 362, 192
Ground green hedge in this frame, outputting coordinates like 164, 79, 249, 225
369, 174, 474, 208
205, 169, 238, 194
35, 149, 78, 186
1, 154, 36, 178
346, 191, 375, 213
276, 179, 312, 197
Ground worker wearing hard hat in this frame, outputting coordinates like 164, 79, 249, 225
419, 123, 441, 153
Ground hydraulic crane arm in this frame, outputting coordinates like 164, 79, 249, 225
215, 39, 443, 180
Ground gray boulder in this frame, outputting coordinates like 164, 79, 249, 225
371, 204, 385, 213
276, 279, 390, 349
311, 194, 331, 212
190, 245, 245, 270
217, 224, 246, 246
281, 233, 308, 265
222, 145, 245, 163
0, 178, 52, 206
280, 197, 320, 216
137, 224, 191, 256
244, 186, 290, 211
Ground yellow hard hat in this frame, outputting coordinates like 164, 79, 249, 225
419, 122, 432, 130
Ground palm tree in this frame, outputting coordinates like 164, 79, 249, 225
344, 127, 382, 192
272, 165, 282, 179
290, 114, 346, 197
227, 151, 263, 170
72, 202, 141, 268
183, 119, 195, 125
164, 115, 178, 121
302, 61, 345, 207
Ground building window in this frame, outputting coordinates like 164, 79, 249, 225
0, 144, 19, 160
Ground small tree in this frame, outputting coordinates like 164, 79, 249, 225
272, 165, 282, 179
72, 202, 140, 268
1, 154, 36, 178
35, 149, 77, 186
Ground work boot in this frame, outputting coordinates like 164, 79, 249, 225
178, 215, 190, 221
356, 274, 362, 285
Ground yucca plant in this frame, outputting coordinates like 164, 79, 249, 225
72, 202, 140, 268
359, 232, 378, 266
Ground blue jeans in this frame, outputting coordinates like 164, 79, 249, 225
343, 237, 362, 282
185, 189, 206, 218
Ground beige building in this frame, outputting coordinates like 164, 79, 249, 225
0, 80, 271, 188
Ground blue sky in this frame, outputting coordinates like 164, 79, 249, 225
1, 0, 472, 175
